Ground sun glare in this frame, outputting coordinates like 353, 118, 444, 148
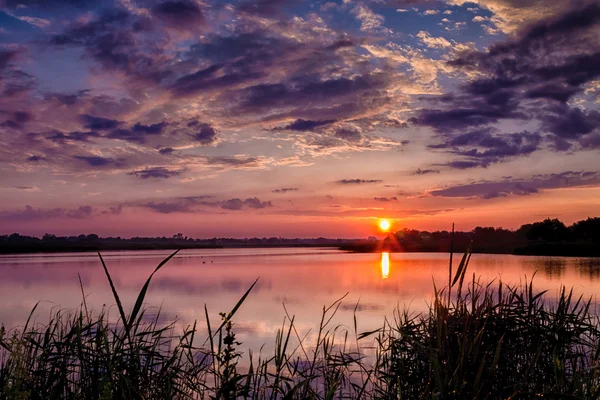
381, 252, 390, 279
379, 219, 391, 232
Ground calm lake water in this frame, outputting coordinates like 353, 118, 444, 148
1, 248, 600, 354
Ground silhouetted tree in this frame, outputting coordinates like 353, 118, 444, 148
525, 218, 570, 242
517, 224, 533, 238
571, 217, 600, 243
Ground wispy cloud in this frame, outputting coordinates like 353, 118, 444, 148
272, 188, 298, 193
337, 179, 383, 185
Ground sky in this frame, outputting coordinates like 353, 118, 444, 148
0, 0, 599, 238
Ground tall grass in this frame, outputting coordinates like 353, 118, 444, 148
2, 248, 600, 399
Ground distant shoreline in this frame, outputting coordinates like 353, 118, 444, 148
3, 216, 599, 257
1, 242, 599, 257
339, 241, 600, 258
0, 243, 350, 255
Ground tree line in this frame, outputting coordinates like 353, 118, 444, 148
0, 233, 353, 254
350, 217, 600, 257
1, 217, 599, 256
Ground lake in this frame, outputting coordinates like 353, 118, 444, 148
1, 248, 600, 355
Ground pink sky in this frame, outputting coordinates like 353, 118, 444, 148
1, 0, 600, 237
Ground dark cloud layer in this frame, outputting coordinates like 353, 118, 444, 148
0, 49, 19, 71
140, 201, 193, 214
132, 121, 167, 135
80, 114, 121, 130
47, 130, 99, 143
74, 155, 118, 167
0, 110, 31, 130
194, 123, 217, 144
413, 3, 600, 160
138, 195, 273, 213
129, 167, 183, 179
429, 128, 543, 169
334, 128, 362, 141
1, 0, 404, 178
237, 73, 390, 116
159, 147, 175, 155
431, 171, 600, 199
221, 197, 273, 210
0, 205, 94, 221
152, 0, 205, 29
277, 119, 336, 131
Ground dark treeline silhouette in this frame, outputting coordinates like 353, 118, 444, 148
0, 233, 353, 254
2, 217, 599, 256
340, 217, 600, 257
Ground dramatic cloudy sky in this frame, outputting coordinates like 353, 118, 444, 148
1, 0, 600, 237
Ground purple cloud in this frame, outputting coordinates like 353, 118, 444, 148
80, 114, 121, 130
272, 188, 298, 193
221, 198, 244, 210
194, 123, 217, 144
129, 167, 183, 179
132, 122, 167, 135
243, 197, 273, 209
140, 201, 194, 214
413, 3, 600, 152
74, 155, 118, 167
158, 147, 175, 155
337, 179, 382, 184
414, 168, 440, 175
152, 1, 205, 29
0, 205, 94, 221
430, 171, 600, 199
277, 119, 336, 131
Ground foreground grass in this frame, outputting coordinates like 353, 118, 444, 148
2, 250, 600, 399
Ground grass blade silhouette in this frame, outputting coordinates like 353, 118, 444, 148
213, 278, 259, 336
452, 243, 472, 287
128, 249, 180, 329
98, 252, 128, 334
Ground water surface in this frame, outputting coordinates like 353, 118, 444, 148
1, 248, 599, 353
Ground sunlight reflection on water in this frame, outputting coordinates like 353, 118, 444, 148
381, 252, 389, 280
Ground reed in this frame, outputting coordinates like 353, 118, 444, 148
2, 248, 600, 399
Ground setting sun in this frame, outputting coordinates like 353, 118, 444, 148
379, 219, 391, 232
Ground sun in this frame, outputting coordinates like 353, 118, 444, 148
379, 219, 391, 232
